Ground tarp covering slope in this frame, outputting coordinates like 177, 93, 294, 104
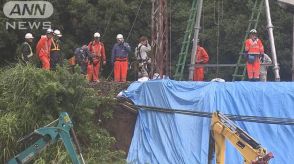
123, 80, 294, 164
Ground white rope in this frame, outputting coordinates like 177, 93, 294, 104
102, 9, 114, 38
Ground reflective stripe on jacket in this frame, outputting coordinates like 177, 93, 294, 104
51, 38, 60, 51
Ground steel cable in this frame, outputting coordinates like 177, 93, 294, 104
121, 102, 294, 125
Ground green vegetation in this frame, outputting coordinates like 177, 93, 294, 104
0, 64, 125, 163
0, 0, 293, 162
0, 0, 292, 80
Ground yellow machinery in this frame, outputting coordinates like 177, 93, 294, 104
211, 112, 273, 164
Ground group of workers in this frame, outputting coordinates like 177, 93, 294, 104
20, 29, 62, 71
20, 29, 158, 83
19, 28, 271, 82
20, 29, 133, 82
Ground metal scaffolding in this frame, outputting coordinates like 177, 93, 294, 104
265, 0, 280, 81
188, 0, 203, 81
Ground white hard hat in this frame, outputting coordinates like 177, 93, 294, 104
94, 32, 101, 38
25, 33, 34, 39
250, 29, 257, 34
54, 29, 62, 37
46, 28, 54, 34
116, 34, 124, 39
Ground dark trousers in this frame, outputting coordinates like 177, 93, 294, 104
50, 51, 61, 70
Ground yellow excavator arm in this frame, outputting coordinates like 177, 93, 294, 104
211, 112, 273, 164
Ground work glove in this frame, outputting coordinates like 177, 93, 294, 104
123, 43, 130, 50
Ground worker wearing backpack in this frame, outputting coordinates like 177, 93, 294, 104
74, 45, 93, 75
135, 36, 151, 79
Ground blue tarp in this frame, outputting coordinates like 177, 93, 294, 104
123, 80, 294, 164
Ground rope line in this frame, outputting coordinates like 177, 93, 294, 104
126, 0, 144, 41
105, 0, 144, 80
102, 11, 113, 38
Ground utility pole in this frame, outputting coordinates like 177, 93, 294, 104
264, 0, 280, 81
188, 0, 203, 81
151, 0, 169, 78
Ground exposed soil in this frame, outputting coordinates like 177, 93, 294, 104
93, 81, 137, 154
101, 104, 137, 153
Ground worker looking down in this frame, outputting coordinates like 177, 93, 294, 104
74, 45, 92, 75
260, 53, 272, 82
135, 36, 151, 79
20, 33, 34, 64
50, 29, 62, 70
111, 34, 131, 82
36, 28, 54, 70
193, 39, 209, 81
244, 29, 264, 81
87, 32, 106, 82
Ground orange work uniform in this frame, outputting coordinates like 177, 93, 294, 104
36, 35, 52, 70
111, 42, 131, 82
87, 41, 106, 82
193, 46, 209, 81
245, 38, 264, 79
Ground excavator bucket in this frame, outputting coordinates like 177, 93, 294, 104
252, 152, 274, 164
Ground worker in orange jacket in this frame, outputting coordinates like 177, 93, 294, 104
193, 40, 209, 81
244, 29, 264, 81
87, 32, 106, 82
36, 28, 54, 70
111, 34, 131, 82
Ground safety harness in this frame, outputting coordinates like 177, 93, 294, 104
90, 41, 102, 65
51, 39, 60, 51
136, 44, 150, 63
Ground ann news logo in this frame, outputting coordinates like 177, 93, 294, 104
3, 1, 53, 30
